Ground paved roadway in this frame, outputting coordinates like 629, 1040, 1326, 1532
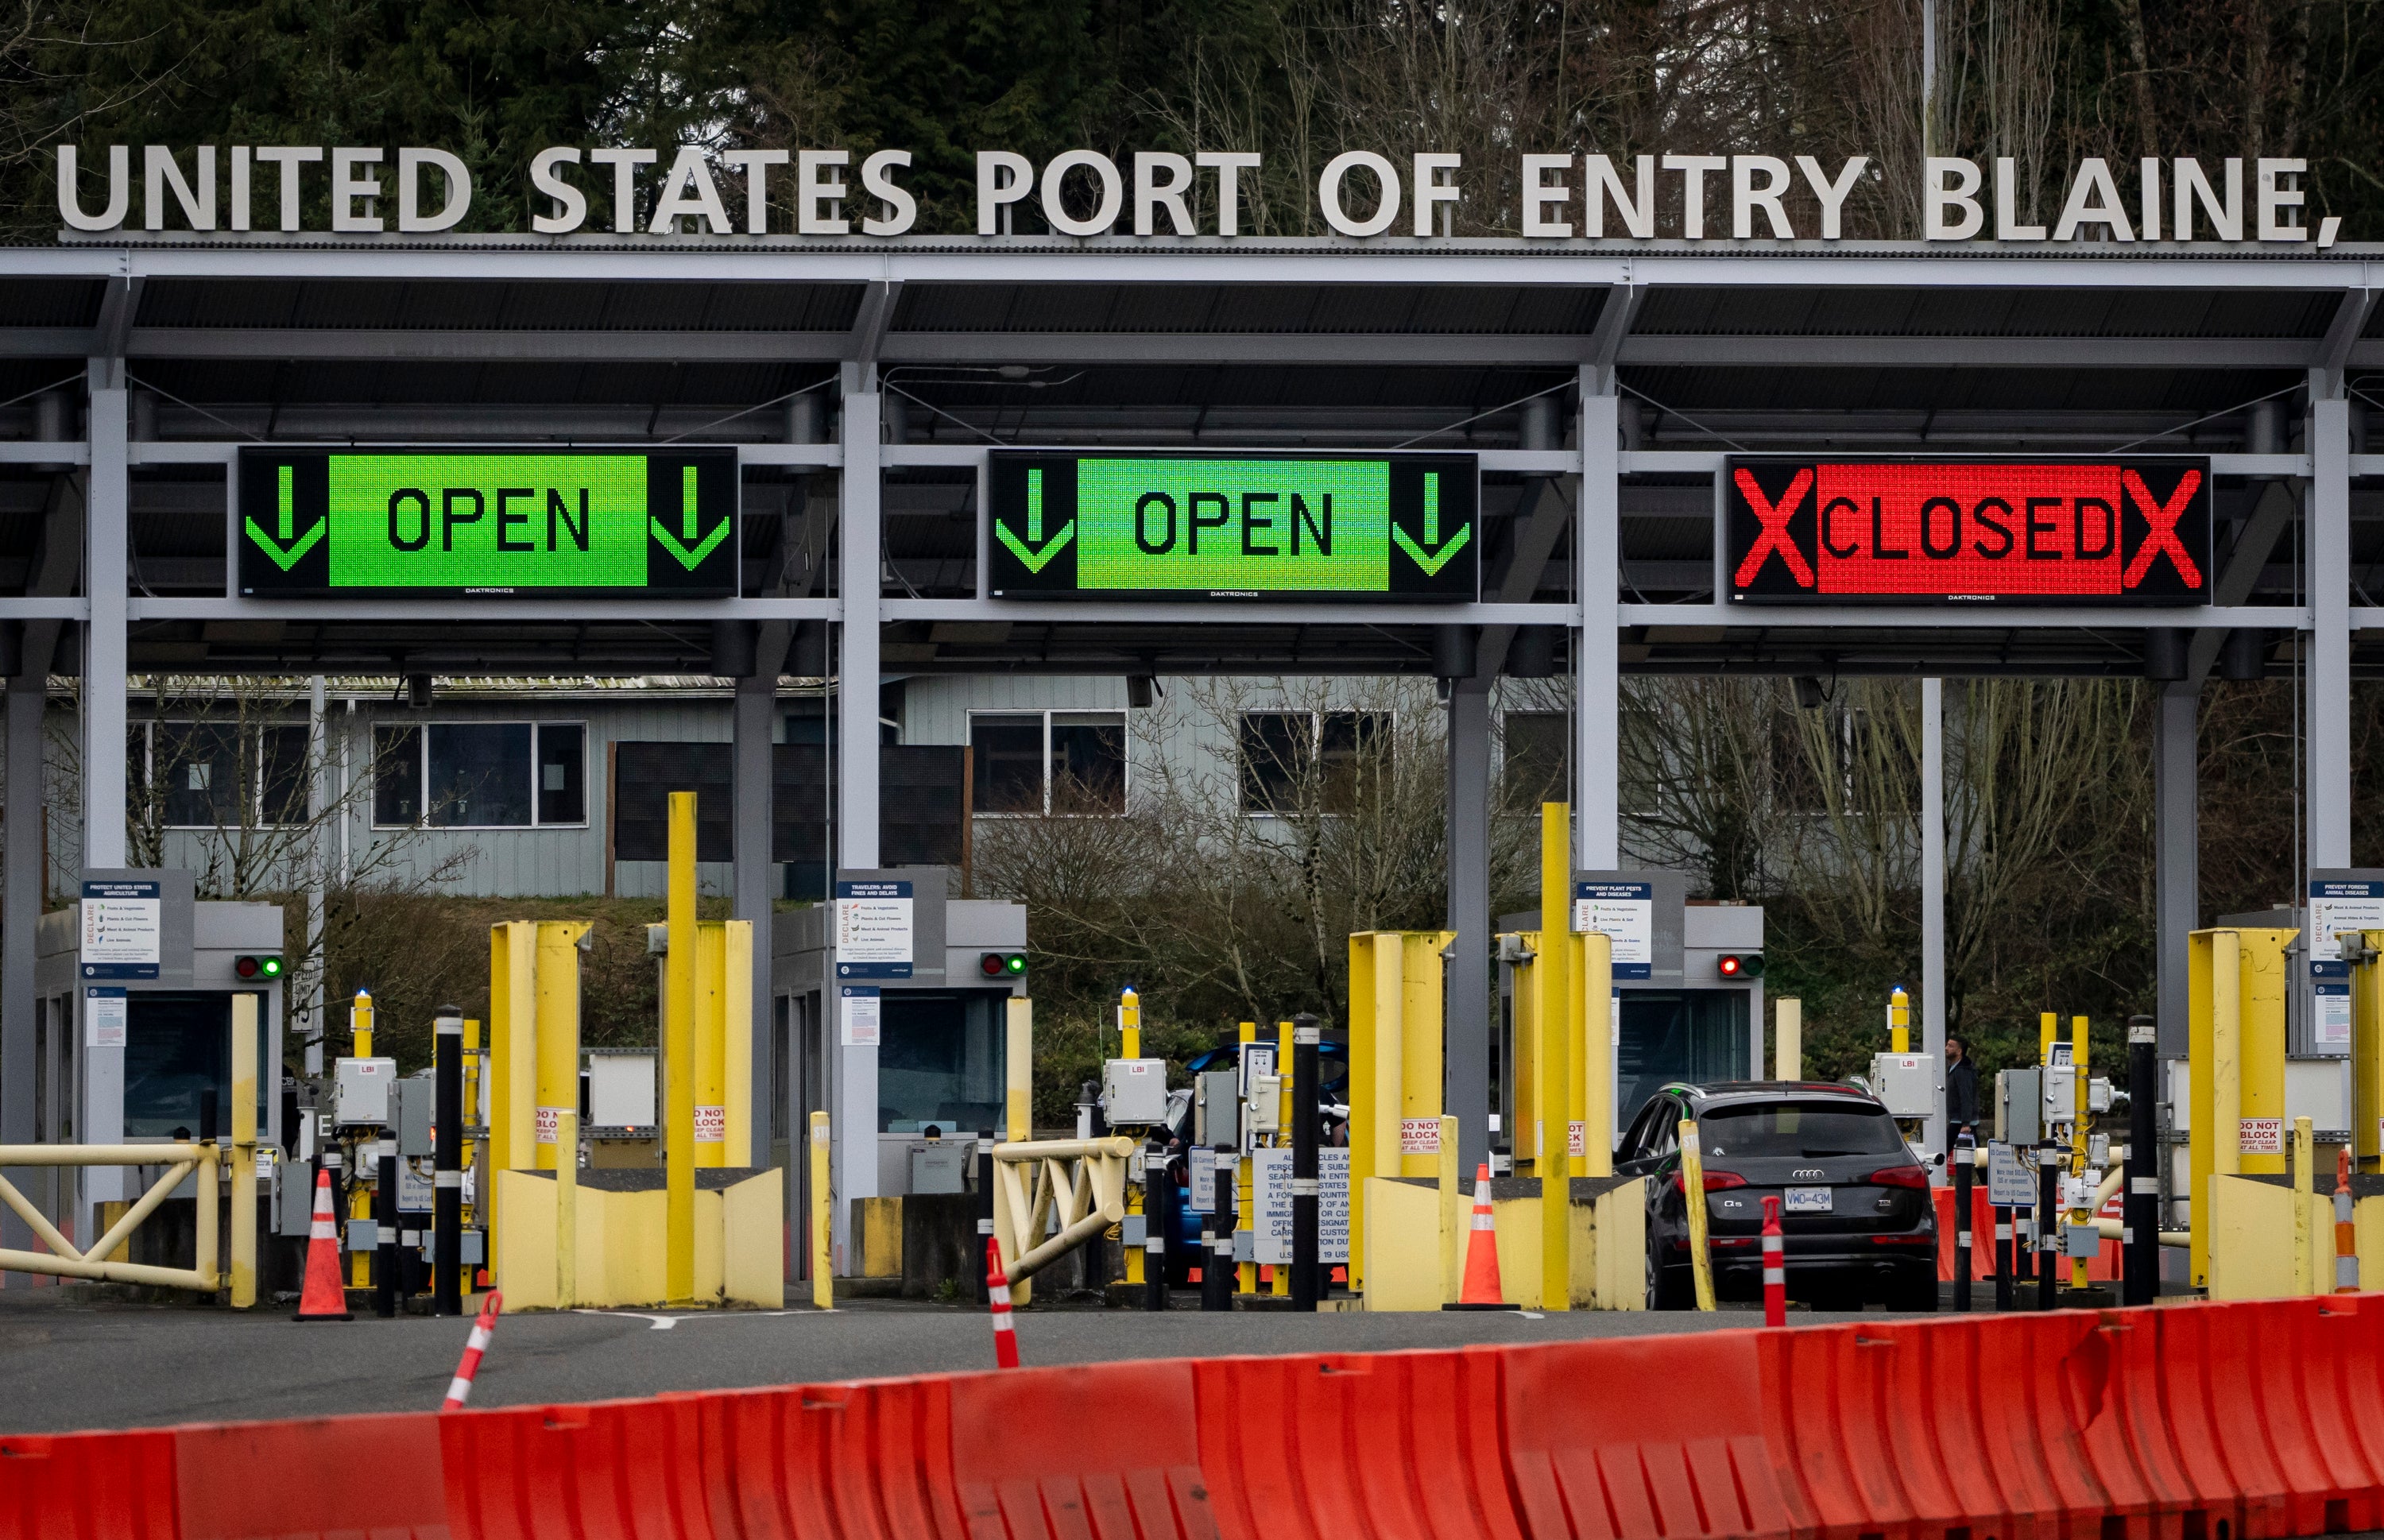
0, 1290, 1886, 1434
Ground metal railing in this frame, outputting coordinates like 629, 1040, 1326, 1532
991, 1136, 1133, 1284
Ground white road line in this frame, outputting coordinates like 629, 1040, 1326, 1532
570, 1309, 819, 1330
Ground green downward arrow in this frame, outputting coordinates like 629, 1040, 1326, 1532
996, 466, 1074, 574
651, 465, 730, 571
245, 463, 326, 571
1391, 472, 1469, 576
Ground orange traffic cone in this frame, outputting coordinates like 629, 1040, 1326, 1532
1444, 1163, 1511, 1310
295, 1167, 352, 1321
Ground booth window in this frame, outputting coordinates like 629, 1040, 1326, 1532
876, 992, 1008, 1134
968, 710, 1125, 814
141, 722, 311, 828
1614, 991, 1751, 1123
1239, 710, 1390, 814
373, 722, 587, 828
122, 992, 268, 1140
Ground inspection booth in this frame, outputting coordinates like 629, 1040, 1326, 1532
1499, 873, 1765, 1158
29, 869, 285, 1258
772, 865, 1027, 1275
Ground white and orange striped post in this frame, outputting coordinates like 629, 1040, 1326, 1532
986, 1239, 1021, 1368
2337, 1148, 2359, 1295
442, 1291, 504, 1410
1761, 1195, 1786, 1326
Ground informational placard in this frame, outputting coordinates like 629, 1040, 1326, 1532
397, 1156, 434, 1214
1253, 1147, 1350, 1264
695, 1104, 726, 1143
1400, 1118, 1442, 1155
1725, 458, 2212, 604
534, 1105, 561, 1144
2312, 961, 2353, 1051
2309, 880, 2384, 961
1986, 1141, 2036, 1207
838, 985, 882, 1047
236, 447, 738, 597
987, 452, 1478, 600
80, 880, 161, 979
1190, 1148, 1243, 1213
834, 881, 914, 979
2239, 1118, 2284, 1156
84, 986, 127, 1047
1572, 881, 1653, 979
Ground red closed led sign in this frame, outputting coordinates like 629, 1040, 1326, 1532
1725, 458, 2211, 604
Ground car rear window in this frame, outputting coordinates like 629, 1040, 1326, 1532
1700, 1103, 1906, 1159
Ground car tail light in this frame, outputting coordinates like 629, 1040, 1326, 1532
1670, 1169, 1747, 1194
1866, 1166, 1931, 1190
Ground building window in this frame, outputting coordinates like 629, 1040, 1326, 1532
1239, 710, 1391, 814
968, 710, 1126, 814
140, 722, 311, 828
373, 722, 587, 828
1502, 712, 1568, 806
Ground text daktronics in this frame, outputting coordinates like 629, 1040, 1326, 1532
55, 146, 2343, 247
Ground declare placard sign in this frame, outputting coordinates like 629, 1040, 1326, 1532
80, 879, 161, 979
237, 447, 738, 596
987, 452, 1478, 599
834, 881, 914, 979
1727, 457, 2212, 604
1572, 880, 1654, 979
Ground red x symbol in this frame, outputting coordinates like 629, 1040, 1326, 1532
1733, 467, 1816, 590
2120, 470, 2203, 590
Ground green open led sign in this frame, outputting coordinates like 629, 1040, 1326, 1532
986, 452, 1479, 600
237, 447, 739, 597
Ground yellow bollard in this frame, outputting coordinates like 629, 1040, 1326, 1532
1004, 996, 1033, 1306
2189, 928, 2242, 1287
695, 921, 726, 1167
809, 1111, 833, 1309
350, 989, 375, 1287
555, 1109, 579, 1309
1238, 1020, 1258, 1296
1891, 986, 1910, 1054
664, 791, 699, 1306
1678, 1117, 1716, 1311
1275, 1020, 1294, 1297
1536, 803, 1572, 1312
1438, 1112, 1461, 1304
2241, 935, 2289, 1175
1120, 987, 1140, 1061
534, 923, 590, 1170
2293, 1115, 2315, 1295
230, 992, 257, 1309
1774, 996, 1802, 1080
2071, 1014, 2091, 1290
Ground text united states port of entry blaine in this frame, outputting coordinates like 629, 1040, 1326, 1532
235, 447, 740, 597
985, 451, 1479, 600
1725, 457, 2213, 604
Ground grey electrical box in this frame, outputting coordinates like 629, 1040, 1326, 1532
1999, 1068, 2043, 1145
334, 1057, 396, 1127
276, 1160, 315, 1235
1101, 1058, 1170, 1125
1194, 1070, 1240, 1147
392, 1076, 433, 1157
909, 1142, 968, 1194
1868, 1052, 1937, 1119
2043, 1063, 2077, 1124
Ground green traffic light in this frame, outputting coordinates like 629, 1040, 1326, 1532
259, 955, 284, 978
1005, 954, 1027, 975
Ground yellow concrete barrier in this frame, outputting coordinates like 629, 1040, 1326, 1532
1357, 1172, 1650, 1310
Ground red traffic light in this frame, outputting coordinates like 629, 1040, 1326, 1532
1716, 954, 1763, 979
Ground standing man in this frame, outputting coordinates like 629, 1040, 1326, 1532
1945, 1035, 1980, 1142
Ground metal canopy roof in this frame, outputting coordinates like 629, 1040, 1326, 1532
0, 237, 2373, 679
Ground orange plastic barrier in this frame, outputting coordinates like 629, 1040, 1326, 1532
6, 1297, 2383, 1540
1934, 1183, 2123, 1281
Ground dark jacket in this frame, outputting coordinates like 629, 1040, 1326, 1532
1945, 1057, 1980, 1128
